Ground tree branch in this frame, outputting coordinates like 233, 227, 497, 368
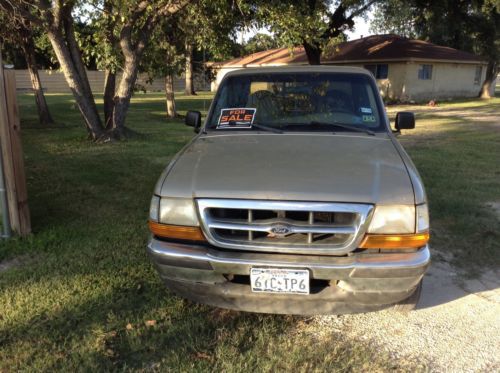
0, 0, 43, 25
347, 0, 378, 20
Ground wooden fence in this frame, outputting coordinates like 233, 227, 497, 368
0, 65, 31, 236
14, 69, 210, 93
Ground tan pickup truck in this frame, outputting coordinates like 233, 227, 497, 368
147, 66, 430, 315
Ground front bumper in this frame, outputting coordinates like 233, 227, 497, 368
147, 237, 430, 315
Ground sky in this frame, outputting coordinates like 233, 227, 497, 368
345, 14, 373, 40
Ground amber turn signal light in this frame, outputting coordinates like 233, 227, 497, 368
359, 232, 429, 249
149, 221, 207, 242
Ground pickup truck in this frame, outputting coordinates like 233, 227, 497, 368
147, 66, 430, 315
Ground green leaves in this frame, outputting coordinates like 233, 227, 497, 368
250, 0, 375, 63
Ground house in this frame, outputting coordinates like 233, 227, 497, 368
213, 35, 491, 102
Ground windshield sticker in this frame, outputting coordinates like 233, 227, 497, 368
362, 115, 376, 122
360, 107, 372, 114
217, 108, 256, 128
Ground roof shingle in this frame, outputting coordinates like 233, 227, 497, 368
220, 34, 485, 67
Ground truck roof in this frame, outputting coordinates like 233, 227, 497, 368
223, 65, 372, 78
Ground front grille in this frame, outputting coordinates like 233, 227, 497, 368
197, 199, 373, 255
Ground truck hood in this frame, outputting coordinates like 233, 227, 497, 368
157, 133, 415, 205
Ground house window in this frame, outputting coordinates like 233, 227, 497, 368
364, 64, 389, 79
474, 66, 482, 85
418, 64, 433, 80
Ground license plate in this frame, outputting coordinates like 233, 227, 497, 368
250, 268, 310, 295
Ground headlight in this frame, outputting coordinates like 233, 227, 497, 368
148, 197, 205, 241
360, 204, 429, 249
367, 205, 415, 234
158, 198, 199, 226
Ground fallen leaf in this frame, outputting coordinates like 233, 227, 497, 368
194, 351, 211, 360
145, 320, 156, 327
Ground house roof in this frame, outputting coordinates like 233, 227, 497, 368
220, 35, 486, 68
221, 47, 308, 67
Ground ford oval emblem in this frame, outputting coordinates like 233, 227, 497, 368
270, 224, 292, 236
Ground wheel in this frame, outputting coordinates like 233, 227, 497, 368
393, 280, 422, 313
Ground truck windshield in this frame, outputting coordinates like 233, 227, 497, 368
206, 72, 386, 132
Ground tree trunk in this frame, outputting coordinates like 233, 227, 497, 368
479, 60, 498, 99
103, 0, 117, 130
184, 42, 196, 95
165, 48, 177, 118
303, 41, 322, 65
110, 55, 139, 138
165, 72, 176, 118
47, 27, 104, 140
21, 37, 54, 125
103, 70, 116, 129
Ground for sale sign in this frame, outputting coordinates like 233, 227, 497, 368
217, 108, 256, 128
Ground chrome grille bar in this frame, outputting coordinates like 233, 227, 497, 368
196, 199, 374, 255
308, 211, 313, 244
208, 220, 356, 235
248, 209, 253, 241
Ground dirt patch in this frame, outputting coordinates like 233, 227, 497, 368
486, 202, 500, 220
0, 257, 23, 273
308, 261, 500, 371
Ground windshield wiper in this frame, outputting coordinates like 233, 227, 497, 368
252, 122, 283, 134
309, 121, 375, 136
217, 121, 283, 134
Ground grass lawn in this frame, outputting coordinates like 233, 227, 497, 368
0, 92, 411, 371
0, 91, 498, 370
386, 98, 500, 271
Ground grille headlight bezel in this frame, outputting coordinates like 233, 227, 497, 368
416, 203, 429, 233
149, 195, 160, 222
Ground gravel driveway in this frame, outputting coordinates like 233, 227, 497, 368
302, 103, 500, 372
310, 256, 500, 371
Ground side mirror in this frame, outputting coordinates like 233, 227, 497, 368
395, 111, 415, 131
185, 110, 202, 133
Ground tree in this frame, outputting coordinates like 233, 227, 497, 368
142, 16, 185, 118
184, 42, 196, 95
91, 0, 192, 138
180, 0, 248, 95
244, 33, 280, 54
0, 0, 191, 140
369, 0, 417, 38
256, 0, 378, 64
470, 1, 499, 98
141, 0, 246, 118
0, 13, 54, 125
371, 0, 499, 98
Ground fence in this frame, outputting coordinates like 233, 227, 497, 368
14, 69, 210, 94
0, 64, 31, 237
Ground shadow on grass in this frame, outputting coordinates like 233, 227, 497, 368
1, 92, 498, 369
0, 261, 401, 371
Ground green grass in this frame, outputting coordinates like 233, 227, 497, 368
0, 91, 498, 370
386, 97, 500, 271
0, 92, 420, 371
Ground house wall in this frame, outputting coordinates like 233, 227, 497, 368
328, 62, 408, 101
212, 62, 489, 102
401, 62, 487, 101
329, 61, 487, 102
